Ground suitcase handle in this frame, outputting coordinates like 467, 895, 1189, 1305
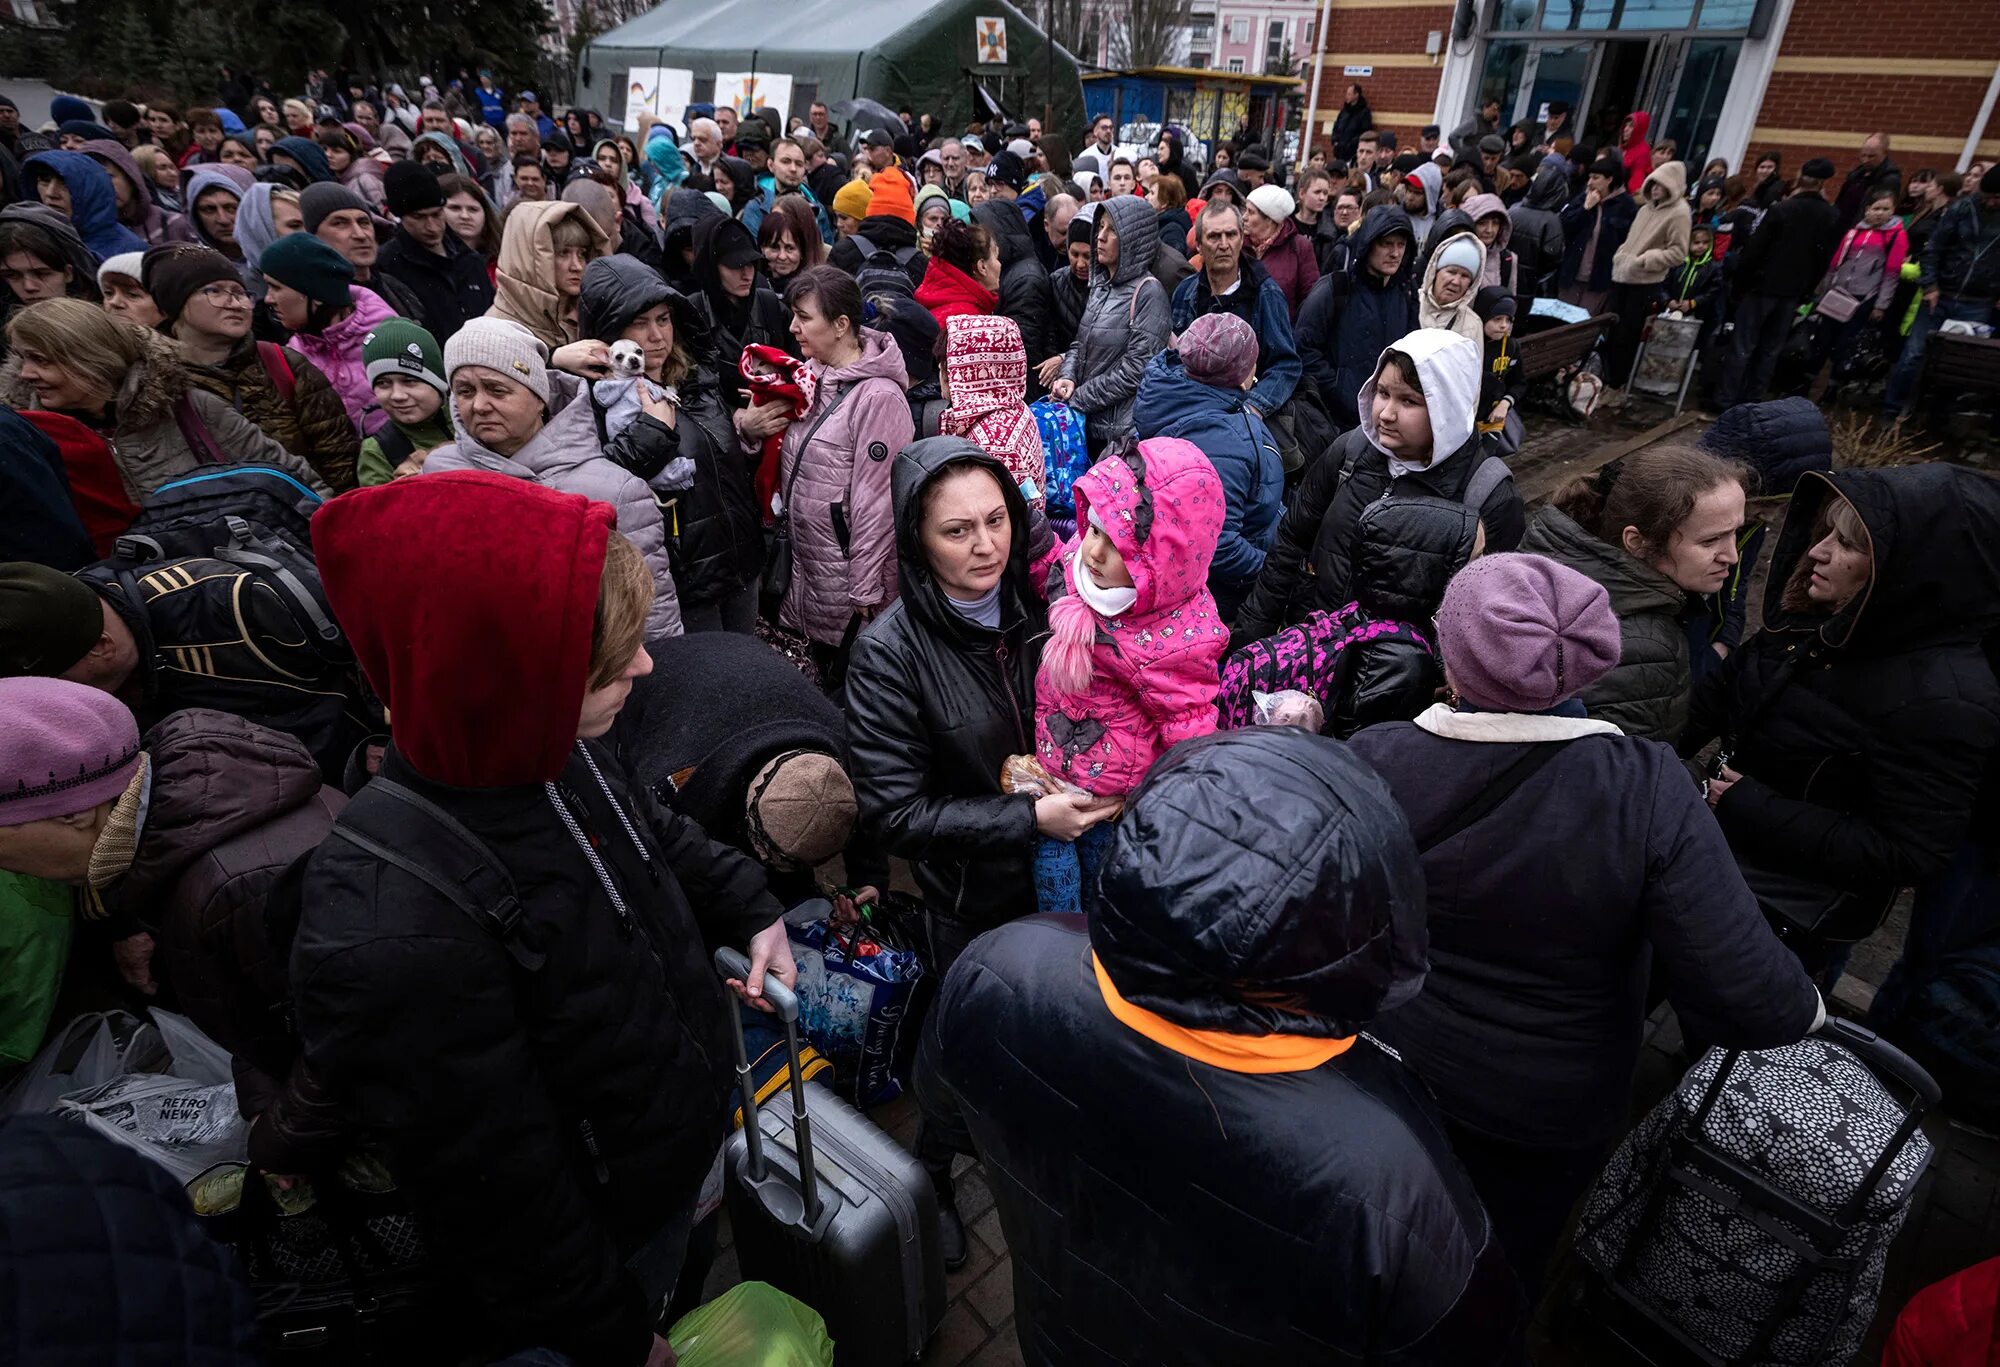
1813, 1015, 1942, 1111
715, 946, 821, 1226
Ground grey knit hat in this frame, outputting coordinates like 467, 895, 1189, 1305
442, 317, 549, 405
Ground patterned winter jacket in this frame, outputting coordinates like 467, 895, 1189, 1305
1034, 437, 1230, 795
766, 329, 914, 645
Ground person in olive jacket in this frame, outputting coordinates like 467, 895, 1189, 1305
575, 255, 762, 633
1684, 465, 2000, 968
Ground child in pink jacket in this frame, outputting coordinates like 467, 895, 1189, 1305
1031, 435, 1230, 912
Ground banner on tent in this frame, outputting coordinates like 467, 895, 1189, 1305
976, 17, 1009, 63
713, 72, 795, 118
623, 67, 694, 132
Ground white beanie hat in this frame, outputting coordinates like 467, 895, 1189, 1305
443, 317, 550, 406
96, 251, 145, 292
1246, 184, 1295, 223
1435, 235, 1483, 277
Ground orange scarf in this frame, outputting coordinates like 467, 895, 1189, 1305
1092, 952, 1354, 1074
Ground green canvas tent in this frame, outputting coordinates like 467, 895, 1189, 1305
577, 0, 1085, 143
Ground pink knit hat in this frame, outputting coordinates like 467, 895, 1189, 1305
0, 678, 142, 826
1178, 311, 1257, 389
1434, 553, 1621, 713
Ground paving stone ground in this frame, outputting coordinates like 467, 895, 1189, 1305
708, 393, 2000, 1364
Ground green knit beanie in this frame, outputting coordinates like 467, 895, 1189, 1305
257, 232, 355, 308
362, 317, 447, 397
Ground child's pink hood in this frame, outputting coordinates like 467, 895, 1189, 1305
1070, 436, 1226, 616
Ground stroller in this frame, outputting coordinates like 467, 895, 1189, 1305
1574, 1017, 1938, 1366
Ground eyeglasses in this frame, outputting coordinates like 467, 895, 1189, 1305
197, 284, 252, 306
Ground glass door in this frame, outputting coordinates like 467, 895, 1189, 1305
1523, 43, 1594, 129
1656, 37, 1740, 172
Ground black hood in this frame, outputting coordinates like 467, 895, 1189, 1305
1415, 207, 1477, 278
1157, 129, 1187, 175
1765, 466, 2000, 653
663, 185, 724, 245
1524, 162, 1571, 211
857, 214, 919, 253
891, 436, 1038, 643
1347, 203, 1418, 286
0, 202, 99, 294
1089, 728, 1428, 1039
1352, 495, 1482, 622
691, 215, 764, 319
578, 253, 705, 349
713, 154, 757, 212
972, 199, 1034, 269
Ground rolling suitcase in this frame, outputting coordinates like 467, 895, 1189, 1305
1576, 1017, 1938, 1366
715, 947, 946, 1366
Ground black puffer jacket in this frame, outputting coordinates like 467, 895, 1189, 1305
846, 438, 1050, 936
1351, 710, 1819, 1148
1519, 506, 1690, 743
689, 216, 796, 410
0, 1117, 261, 1364
915, 730, 1525, 1364
293, 743, 785, 1367
1684, 466, 2000, 908
578, 255, 761, 610
1232, 427, 1523, 649
1339, 494, 1479, 734
973, 200, 1054, 377
1697, 396, 1831, 497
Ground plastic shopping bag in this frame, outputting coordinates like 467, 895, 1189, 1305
0, 1010, 165, 1116
58, 1072, 248, 1184
785, 898, 925, 1107
669, 1280, 834, 1367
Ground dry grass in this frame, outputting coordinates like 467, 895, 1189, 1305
1829, 411, 1944, 469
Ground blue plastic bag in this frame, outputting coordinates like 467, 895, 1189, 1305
1031, 398, 1090, 518
784, 900, 925, 1107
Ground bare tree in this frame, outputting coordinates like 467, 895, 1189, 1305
1038, 0, 1092, 61
1109, 0, 1193, 68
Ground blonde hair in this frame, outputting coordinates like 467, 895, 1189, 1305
282, 98, 314, 126
131, 144, 175, 185
589, 532, 653, 688
7, 298, 149, 405
549, 213, 600, 256
1781, 494, 1868, 613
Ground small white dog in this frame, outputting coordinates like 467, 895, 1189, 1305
608, 338, 647, 378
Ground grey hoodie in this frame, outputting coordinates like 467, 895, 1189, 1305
1058, 192, 1171, 442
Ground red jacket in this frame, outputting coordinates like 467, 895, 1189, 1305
915, 257, 997, 332
1253, 215, 1321, 321
1882, 1256, 2000, 1366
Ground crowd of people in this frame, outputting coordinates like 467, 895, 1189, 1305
0, 64, 1997, 1367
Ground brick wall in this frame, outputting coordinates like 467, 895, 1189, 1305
1749, 0, 2000, 175
1310, 2, 1454, 155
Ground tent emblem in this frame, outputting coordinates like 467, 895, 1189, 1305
976, 16, 1008, 63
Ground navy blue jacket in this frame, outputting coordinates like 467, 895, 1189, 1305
0, 408, 92, 569
1558, 188, 1638, 293
1134, 350, 1284, 612
1295, 205, 1418, 428
1168, 257, 1301, 417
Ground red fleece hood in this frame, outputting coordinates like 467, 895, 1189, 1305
312, 471, 615, 788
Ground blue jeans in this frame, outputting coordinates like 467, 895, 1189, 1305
1033, 823, 1118, 916
1882, 296, 1999, 418
1871, 841, 2000, 1029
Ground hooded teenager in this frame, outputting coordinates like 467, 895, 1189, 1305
1619, 111, 1655, 194
688, 215, 793, 409
297, 473, 789, 1363
1508, 161, 1570, 297
425, 317, 685, 640
80, 139, 167, 246
1052, 193, 1170, 449
1296, 204, 1419, 429
24, 150, 145, 260
1234, 328, 1523, 647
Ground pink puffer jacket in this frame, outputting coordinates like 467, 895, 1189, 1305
1035, 436, 1230, 795
771, 330, 914, 645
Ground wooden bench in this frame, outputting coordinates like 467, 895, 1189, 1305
1922, 332, 2000, 412
1516, 314, 1617, 383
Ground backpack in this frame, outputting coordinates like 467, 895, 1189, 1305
115, 462, 334, 647
1031, 397, 1090, 518
1217, 602, 1437, 731
1335, 438, 1514, 517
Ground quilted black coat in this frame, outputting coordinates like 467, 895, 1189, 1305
0, 1116, 261, 1364
915, 730, 1524, 1364
1684, 465, 2000, 903
292, 741, 785, 1366
846, 438, 1050, 939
